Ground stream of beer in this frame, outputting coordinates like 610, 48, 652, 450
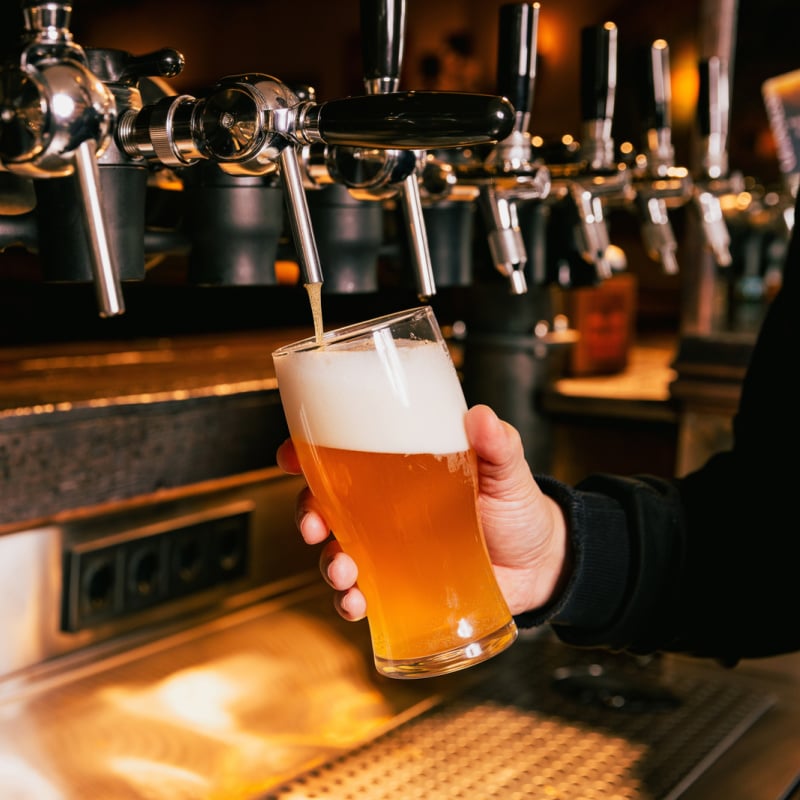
305, 282, 324, 345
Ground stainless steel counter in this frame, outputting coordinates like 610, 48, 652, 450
2, 581, 797, 799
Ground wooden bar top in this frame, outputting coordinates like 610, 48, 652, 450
0, 329, 313, 415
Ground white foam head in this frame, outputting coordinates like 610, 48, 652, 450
274, 337, 468, 454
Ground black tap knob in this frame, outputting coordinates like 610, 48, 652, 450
306, 91, 515, 149
580, 22, 616, 124
697, 56, 730, 180
361, 0, 405, 94
580, 21, 617, 171
642, 40, 671, 136
496, 2, 539, 130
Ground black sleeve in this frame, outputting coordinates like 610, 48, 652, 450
521, 194, 800, 662
516, 472, 688, 656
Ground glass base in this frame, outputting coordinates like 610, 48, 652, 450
374, 619, 519, 680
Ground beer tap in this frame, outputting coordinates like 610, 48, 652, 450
360, 0, 437, 300
297, 82, 385, 294
547, 22, 632, 285
297, 0, 418, 295
631, 39, 693, 275
42, 47, 185, 282
692, 55, 734, 267
474, 1, 551, 295
316, 0, 435, 299
0, 0, 123, 317
116, 75, 515, 292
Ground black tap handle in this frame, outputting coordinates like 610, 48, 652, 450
635, 39, 672, 132
580, 22, 617, 122
313, 91, 515, 148
360, 0, 405, 90
496, 2, 539, 117
697, 57, 728, 138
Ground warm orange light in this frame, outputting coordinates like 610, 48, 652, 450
275, 259, 301, 285
671, 43, 700, 128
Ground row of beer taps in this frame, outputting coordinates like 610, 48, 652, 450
0, 0, 746, 320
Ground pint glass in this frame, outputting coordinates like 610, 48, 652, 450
272, 306, 518, 678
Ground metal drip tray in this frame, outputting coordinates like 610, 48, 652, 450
0, 584, 777, 799
268, 644, 774, 800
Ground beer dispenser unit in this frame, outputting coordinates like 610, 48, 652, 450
0, 0, 518, 313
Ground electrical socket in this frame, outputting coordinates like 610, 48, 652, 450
125, 533, 169, 612
208, 513, 249, 583
62, 510, 252, 633
65, 544, 125, 629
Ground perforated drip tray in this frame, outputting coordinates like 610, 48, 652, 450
266, 632, 776, 800
0, 585, 775, 799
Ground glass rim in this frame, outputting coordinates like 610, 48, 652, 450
271, 305, 436, 357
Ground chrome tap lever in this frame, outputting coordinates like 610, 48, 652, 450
0, 0, 123, 316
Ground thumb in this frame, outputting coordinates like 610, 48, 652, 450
464, 404, 534, 496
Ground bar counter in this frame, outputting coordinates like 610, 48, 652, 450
1, 329, 798, 798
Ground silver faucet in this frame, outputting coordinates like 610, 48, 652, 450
692, 56, 734, 268
547, 21, 632, 284
478, 1, 551, 295
631, 39, 693, 276
0, 0, 123, 316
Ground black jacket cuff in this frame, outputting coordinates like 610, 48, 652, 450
513, 474, 630, 633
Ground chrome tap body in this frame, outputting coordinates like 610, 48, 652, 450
0, 0, 122, 316
631, 39, 693, 275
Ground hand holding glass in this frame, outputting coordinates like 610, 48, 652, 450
272, 307, 517, 678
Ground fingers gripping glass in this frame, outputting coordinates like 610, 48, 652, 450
273, 307, 517, 679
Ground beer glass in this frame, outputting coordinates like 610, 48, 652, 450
272, 306, 518, 679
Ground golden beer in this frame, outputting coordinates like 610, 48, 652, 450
273, 307, 517, 678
